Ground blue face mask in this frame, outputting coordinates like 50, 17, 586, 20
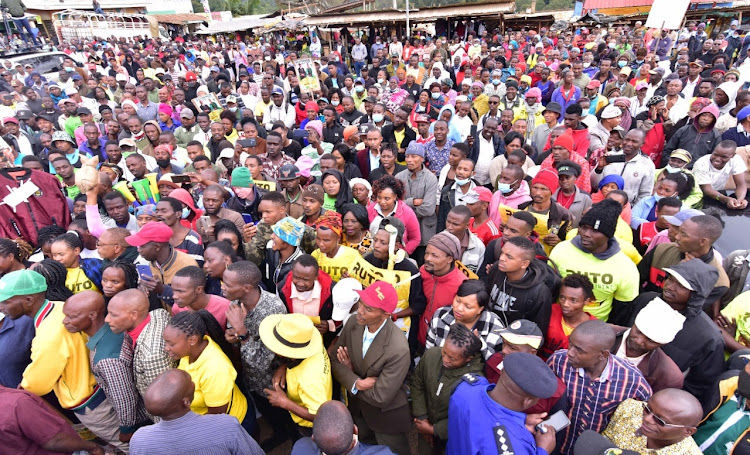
431, 92, 441, 100
181, 207, 190, 219
618, 61, 627, 68
454, 177, 470, 186
372, 113, 384, 123
497, 181, 515, 194
355, 85, 365, 93
492, 79, 501, 85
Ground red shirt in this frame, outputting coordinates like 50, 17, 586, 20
469, 217, 501, 246
0, 388, 82, 455
540, 304, 596, 360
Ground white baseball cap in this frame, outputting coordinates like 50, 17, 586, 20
332, 278, 363, 321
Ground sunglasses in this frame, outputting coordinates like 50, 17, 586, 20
488, 101, 499, 105
643, 403, 694, 429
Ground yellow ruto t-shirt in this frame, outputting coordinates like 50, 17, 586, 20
179, 336, 248, 423
65, 267, 99, 294
311, 245, 361, 283
285, 343, 332, 427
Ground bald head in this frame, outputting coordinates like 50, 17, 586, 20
574, 319, 616, 351
312, 400, 355, 454
109, 288, 149, 317
101, 227, 131, 247
144, 369, 195, 419
62, 291, 106, 335
650, 388, 703, 427
66, 290, 105, 313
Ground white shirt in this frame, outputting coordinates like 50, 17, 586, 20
451, 180, 476, 206
14, 133, 33, 156
352, 44, 368, 62
452, 115, 473, 142
681, 76, 700, 98
693, 153, 748, 191
475, 135, 495, 185
368, 150, 380, 173
614, 329, 648, 367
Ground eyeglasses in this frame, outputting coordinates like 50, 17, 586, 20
96, 240, 117, 247
642, 403, 694, 429
488, 101, 499, 105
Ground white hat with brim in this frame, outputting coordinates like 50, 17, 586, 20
332, 278, 363, 321
259, 313, 323, 359
663, 267, 695, 291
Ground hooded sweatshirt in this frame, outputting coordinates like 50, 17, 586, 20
623, 259, 723, 412
486, 259, 554, 333
662, 103, 721, 167
549, 236, 640, 321
419, 264, 467, 346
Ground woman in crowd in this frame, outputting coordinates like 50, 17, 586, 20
203, 240, 239, 296
0, 238, 31, 277
332, 143, 363, 180
214, 219, 246, 260
367, 175, 421, 255
425, 279, 504, 361
310, 211, 360, 283
162, 310, 254, 433
101, 261, 139, 305
136, 204, 157, 229
592, 174, 632, 224
410, 89, 439, 126
321, 169, 352, 213
339, 203, 372, 256
349, 178, 373, 206
411, 323, 483, 454
49, 232, 103, 295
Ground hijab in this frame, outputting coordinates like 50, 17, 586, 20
321, 169, 353, 212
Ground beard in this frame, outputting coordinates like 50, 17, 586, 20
155, 159, 171, 168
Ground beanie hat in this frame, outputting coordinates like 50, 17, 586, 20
305, 119, 323, 138
231, 166, 254, 188
427, 231, 462, 260
553, 133, 574, 152
531, 169, 559, 194
579, 199, 622, 239
302, 184, 325, 205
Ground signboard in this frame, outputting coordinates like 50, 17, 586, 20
192, 94, 222, 122
645, 0, 691, 30
254, 180, 276, 191
295, 58, 321, 94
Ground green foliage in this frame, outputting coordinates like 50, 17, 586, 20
516, 0, 576, 12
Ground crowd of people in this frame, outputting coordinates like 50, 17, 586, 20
1, 16, 750, 455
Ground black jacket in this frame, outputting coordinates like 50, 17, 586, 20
486, 259, 554, 334
381, 124, 416, 160
469, 132, 503, 165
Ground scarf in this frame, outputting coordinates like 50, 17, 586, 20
525, 102, 543, 139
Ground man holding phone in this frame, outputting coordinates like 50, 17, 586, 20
591, 129, 655, 205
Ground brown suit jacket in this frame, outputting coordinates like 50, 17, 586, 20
331, 316, 411, 434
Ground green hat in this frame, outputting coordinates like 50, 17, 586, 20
231, 166, 254, 188
0, 269, 47, 302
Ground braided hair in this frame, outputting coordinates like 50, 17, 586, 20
204, 240, 239, 264
102, 261, 139, 290
213, 220, 245, 259
52, 232, 83, 251
0, 238, 32, 263
33, 258, 74, 302
167, 310, 235, 361
36, 224, 67, 251
446, 323, 482, 359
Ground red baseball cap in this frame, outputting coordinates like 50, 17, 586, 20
125, 221, 173, 246
355, 281, 397, 314
3, 117, 18, 125
185, 71, 198, 82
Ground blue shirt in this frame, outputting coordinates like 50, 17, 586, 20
447, 376, 548, 455
0, 315, 35, 387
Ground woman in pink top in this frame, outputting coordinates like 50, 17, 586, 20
366, 175, 421, 254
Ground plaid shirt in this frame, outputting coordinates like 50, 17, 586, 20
129, 309, 176, 400
230, 290, 287, 394
425, 306, 504, 361
260, 152, 296, 181
547, 351, 652, 455
87, 324, 151, 432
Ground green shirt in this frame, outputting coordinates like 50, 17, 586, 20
323, 193, 337, 211
694, 395, 750, 455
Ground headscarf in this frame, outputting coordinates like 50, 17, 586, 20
349, 177, 372, 202
691, 97, 712, 112
321, 169, 352, 212
431, 104, 463, 143
598, 174, 625, 191
136, 204, 156, 217
613, 97, 633, 131
314, 209, 343, 238
427, 231, 461, 260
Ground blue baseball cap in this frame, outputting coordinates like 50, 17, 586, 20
738, 106, 750, 123
663, 208, 704, 227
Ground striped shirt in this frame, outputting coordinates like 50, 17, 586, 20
129, 411, 264, 455
547, 351, 652, 455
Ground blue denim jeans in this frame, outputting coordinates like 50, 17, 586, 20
12, 17, 40, 46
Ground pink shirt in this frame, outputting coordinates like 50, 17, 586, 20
172, 295, 231, 329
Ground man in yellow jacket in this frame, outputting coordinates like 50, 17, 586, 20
0, 269, 123, 449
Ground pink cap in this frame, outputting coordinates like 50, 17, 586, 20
355, 281, 397, 313
125, 221, 173, 246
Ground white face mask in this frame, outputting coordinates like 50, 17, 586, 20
664, 164, 682, 173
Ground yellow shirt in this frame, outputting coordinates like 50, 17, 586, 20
567, 217, 642, 265
21, 301, 99, 409
285, 344, 332, 427
178, 336, 248, 422
311, 245, 361, 283
721, 291, 750, 347
65, 267, 99, 294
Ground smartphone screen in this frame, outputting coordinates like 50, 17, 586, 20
538, 410, 571, 433
136, 264, 153, 280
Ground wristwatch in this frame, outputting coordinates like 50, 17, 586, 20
237, 332, 249, 341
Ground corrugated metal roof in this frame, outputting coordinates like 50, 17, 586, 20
196, 17, 278, 34
305, 1, 514, 26
25, 0, 148, 10
583, 0, 712, 9
150, 13, 208, 24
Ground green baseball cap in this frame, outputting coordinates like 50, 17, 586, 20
0, 269, 47, 302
